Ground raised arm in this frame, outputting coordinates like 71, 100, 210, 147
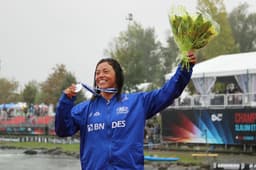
143, 51, 196, 118
55, 84, 79, 137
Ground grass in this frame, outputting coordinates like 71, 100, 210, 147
0, 141, 205, 164
0, 141, 79, 152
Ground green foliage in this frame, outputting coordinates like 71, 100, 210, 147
40, 64, 67, 105
22, 80, 39, 105
0, 141, 79, 152
106, 22, 165, 92
229, 2, 256, 52
0, 78, 20, 103
0, 65, 86, 106
160, 37, 179, 74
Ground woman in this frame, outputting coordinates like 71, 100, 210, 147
55, 52, 196, 170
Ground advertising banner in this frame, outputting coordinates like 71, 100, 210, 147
162, 108, 256, 144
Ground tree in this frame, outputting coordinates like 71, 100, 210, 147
229, 3, 256, 52
106, 22, 164, 92
22, 80, 39, 105
40, 64, 86, 105
0, 78, 20, 103
196, 0, 239, 61
160, 36, 179, 74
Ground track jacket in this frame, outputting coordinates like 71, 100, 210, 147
55, 64, 193, 170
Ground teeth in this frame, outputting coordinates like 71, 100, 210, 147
99, 80, 106, 83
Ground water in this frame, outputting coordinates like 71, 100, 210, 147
0, 149, 81, 170
0, 149, 200, 170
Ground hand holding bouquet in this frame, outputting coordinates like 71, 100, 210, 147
169, 6, 220, 70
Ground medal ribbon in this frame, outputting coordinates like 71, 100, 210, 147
80, 83, 117, 96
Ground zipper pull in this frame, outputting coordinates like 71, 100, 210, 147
107, 100, 110, 105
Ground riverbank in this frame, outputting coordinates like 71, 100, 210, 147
0, 140, 80, 160
1, 141, 256, 170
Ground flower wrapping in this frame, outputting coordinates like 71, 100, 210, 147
169, 6, 220, 70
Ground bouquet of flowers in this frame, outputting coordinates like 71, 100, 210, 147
169, 6, 220, 70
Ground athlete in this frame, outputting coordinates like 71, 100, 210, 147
55, 52, 196, 170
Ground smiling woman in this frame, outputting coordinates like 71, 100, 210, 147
55, 55, 196, 170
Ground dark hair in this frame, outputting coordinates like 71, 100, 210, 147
92, 58, 124, 100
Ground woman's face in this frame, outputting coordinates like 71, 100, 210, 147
95, 62, 116, 89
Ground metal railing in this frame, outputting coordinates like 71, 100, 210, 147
170, 93, 256, 109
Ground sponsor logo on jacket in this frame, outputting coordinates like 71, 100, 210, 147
87, 120, 126, 132
116, 106, 129, 114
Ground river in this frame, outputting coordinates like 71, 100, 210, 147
0, 149, 204, 170
0, 149, 160, 170
0, 149, 81, 170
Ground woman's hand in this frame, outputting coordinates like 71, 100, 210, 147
64, 84, 77, 99
188, 51, 197, 65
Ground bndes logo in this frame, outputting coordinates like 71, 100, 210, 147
211, 113, 223, 122
87, 120, 126, 132
112, 120, 126, 128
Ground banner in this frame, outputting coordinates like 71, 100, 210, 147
162, 108, 256, 144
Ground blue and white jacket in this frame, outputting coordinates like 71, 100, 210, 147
55, 64, 193, 170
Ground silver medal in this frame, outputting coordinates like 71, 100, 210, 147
75, 83, 82, 93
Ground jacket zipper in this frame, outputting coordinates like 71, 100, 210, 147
106, 99, 112, 166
